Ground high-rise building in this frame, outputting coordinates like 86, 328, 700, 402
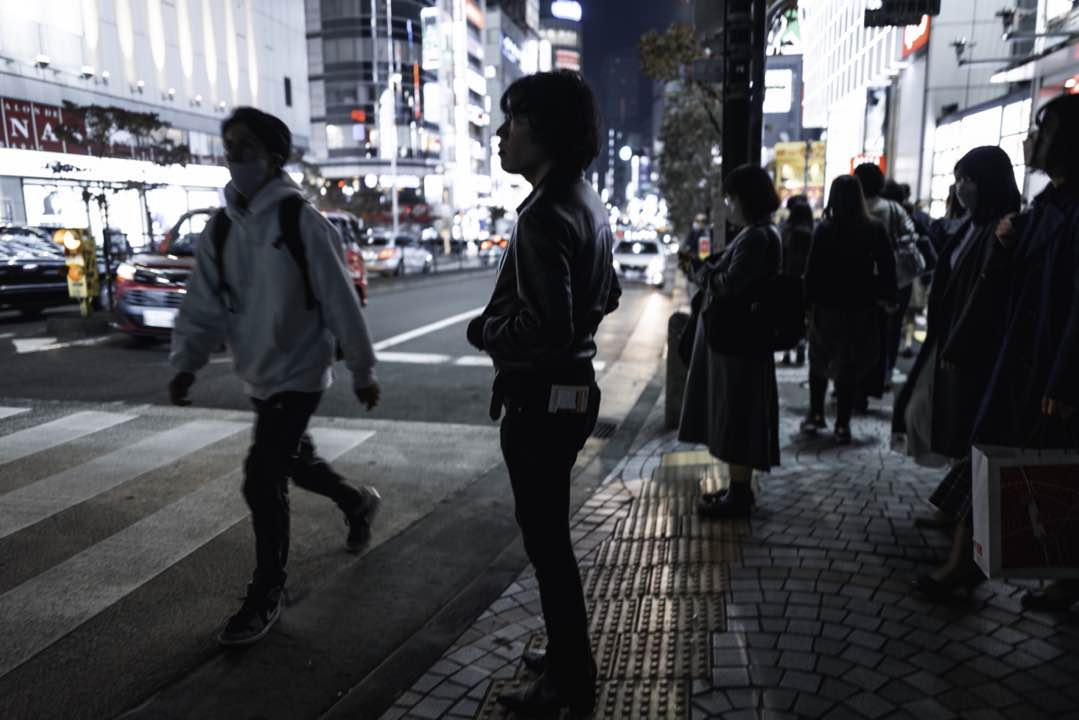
0, 1, 308, 247
540, 0, 582, 72
305, 0, 490, 224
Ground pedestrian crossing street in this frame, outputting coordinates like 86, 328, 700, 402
0, 401, 496, 702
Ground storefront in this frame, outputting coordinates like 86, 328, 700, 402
0, 95, 228, 249
927, 93, 1030, 217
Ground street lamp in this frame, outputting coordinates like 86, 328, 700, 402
618, 145, 633, 162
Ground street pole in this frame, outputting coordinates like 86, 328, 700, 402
386, 0, 399, 238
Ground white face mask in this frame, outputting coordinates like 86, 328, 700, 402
228, 158, 270, 199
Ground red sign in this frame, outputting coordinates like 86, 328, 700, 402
850, 153, 888, 174
2, 97, 36, 150
350, 109, 367, 123
902, 15, 931, 59
33, 103, 65, 153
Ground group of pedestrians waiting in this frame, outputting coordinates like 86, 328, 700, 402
676, 92, 1079, 612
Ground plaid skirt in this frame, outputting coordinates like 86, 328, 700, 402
929, 457, 972, 524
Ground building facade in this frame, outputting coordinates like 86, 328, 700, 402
0, 0, 309, 247
540, 0, 582, 72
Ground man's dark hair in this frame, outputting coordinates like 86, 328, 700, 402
786, 201, 814, 227
881, 179, 905, 203
722, 164, 780, 221
222, 107, 292, 167
852, 162, 885, 198
1033, 93, 1079, 175
500, 71, 600, 178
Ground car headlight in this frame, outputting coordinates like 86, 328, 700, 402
647, 257, 664, 273
116, 263, 136, 281
612, 259, 621, 271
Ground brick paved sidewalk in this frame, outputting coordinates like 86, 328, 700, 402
378, 366, 1079, 720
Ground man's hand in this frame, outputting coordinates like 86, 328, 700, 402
466, 315, 486, 351
996, 212, 1018, 249
1042, 397, 1075, 420
169, 372, 195, 406
355, 383, 381, 411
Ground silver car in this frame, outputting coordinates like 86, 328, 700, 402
361, 233, 434, 276
613, 238, 666, 289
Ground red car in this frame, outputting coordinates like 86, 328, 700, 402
113, 207, 368, 340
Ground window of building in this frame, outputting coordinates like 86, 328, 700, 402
284, 77, 293, 107
322, 0, 364, 20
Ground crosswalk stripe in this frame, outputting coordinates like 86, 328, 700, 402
0, 426, 373, 680
0, 419, 248, 541
0, 411, 134, 466
0, 407, 29, 420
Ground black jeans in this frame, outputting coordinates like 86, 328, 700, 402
500, 382, 600, 691
809, 371, 854, 429
884, 284, 914, 383
245, 391, 364, 589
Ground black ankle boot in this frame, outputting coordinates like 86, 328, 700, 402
698, 484, 754, 519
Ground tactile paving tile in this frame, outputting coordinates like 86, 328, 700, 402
593, 538, 670, 567
635, 595, 725, 634
642, 463, 728, 499
647, 563, 726, 596
665, 535, 741, 564
583, 563, 653, 598
611, 512, 679, 540
587, 597, 641, 635
613, 631, 710, 680
478, 679, 689, 720
681, 513, 750, 539
516, 633, 619, 681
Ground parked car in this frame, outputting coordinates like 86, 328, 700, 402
361, 232, 434, 276
478, 235, 508, 267
612, 238, 667, 289
322, 211, 368, 305
0, 225, 72, 316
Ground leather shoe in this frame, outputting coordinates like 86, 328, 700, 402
1021, 580, 1079, 612
698, 485, 754, 519
498, 671, 596, 717
521, 647, 547, 674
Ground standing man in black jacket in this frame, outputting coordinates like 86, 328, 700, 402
466, 70, 620, 716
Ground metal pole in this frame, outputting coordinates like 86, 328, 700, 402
386, 0, 399, 238
370, 0, 379, 85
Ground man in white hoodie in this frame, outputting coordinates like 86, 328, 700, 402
168, 107, 381, 647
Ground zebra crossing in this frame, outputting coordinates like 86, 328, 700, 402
0, 404, 375, 685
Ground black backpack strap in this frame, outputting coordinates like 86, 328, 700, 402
277, 195, 317, 311
211, 209, 233, 311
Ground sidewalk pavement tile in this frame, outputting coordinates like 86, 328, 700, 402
382, 374, 1079, 719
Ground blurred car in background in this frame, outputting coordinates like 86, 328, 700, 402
477, 235, 508, 266
361, 232, 433, 276
613, 237, 667, 289
323, 210, 368, 305
0, 225, 71, 316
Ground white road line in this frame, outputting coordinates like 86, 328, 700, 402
0, 426, 372, 680
0, 407, 29, 420
0, 411, 134, 466
376, 351, 453, 364
0, 419, 247, 540
453, 355, 492, 367
371, 306, 486, 351
12, 336, 111, 354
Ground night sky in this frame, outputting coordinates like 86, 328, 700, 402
580, 0, 690, 142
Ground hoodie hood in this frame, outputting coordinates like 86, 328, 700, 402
224, 172, 305, 222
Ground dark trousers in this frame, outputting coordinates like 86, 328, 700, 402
809, 370, 854, 429
500, 383, 600, 690
884, 284, 914, 383
245, 391, 363, 589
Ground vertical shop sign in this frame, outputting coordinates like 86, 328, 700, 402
33, 103, 65, 153
3, 98, 35, 149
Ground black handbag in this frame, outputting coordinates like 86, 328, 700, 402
703, 274, 804, 355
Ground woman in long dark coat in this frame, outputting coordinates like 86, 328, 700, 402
890, 147, 1021, 600
966, 95, 1079, 610
679, 164, 781, 519
802, 175, 896, 443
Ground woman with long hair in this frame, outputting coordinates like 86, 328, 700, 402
679, 164, 782, 518
801, 175, 897, 443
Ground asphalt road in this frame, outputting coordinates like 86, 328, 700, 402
0, 266, 675, 720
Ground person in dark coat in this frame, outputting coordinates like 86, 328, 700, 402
801, 175, 896, 443
780, 197, 814, 365
679, 164, 782, 519
890, 147, 1021, 601
966, 94, 1079, 610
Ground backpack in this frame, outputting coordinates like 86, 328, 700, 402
211, 194, 315, 312
703, 226, 806, 355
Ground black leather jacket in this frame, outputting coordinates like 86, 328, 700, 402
478, 175, 621, 375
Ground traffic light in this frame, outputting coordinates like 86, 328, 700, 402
53, 229, 99, 313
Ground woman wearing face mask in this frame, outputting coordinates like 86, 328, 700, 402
959, 95, 1079, 610
887, 147, 1021, 600
801, 175, 896, 444
678, 164, 781, 519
